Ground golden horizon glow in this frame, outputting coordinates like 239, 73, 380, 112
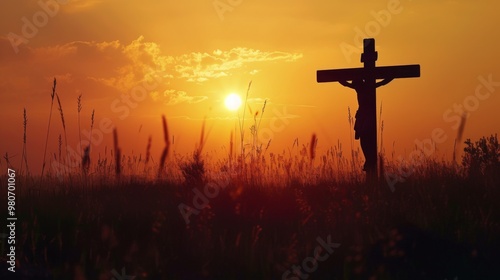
224, 93, 242, 111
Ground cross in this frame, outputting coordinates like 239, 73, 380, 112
317, 38, 420, 178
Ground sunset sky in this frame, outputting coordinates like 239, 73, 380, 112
1, 0, 499, 174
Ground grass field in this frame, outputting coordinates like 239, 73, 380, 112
1, 134, 499, 279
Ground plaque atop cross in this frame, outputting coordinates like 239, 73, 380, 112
317, 38, 420, 178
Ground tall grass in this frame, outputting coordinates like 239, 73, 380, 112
229, 130, 234, 164
309, 133, 317, 164
55, 93, 66, 148
453, 112, 467, 164
238, 81, 252, 161
158, 115, 170, 177
58, 134, 62, 161
77, 94, 83, 156
113, 128, 121, 177
145, 135, 152, 167
81, 108, 94, 176
180, 117, 207, 184
250, 99, 267, 160
41, 78, 57, 178
20, 108, 29, 175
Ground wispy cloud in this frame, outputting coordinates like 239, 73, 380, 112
61, 0, 104, 13
151, 90, 208, 106
174, 48, 303, 82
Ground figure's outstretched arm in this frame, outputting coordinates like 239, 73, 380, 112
339, 80, 354, 89
375, 78, 393, 88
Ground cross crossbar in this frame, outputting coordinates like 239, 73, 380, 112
317, 64, 420, 83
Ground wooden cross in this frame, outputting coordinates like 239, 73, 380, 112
317, 38, 420, 178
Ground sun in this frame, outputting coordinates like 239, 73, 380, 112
224, 93, 242, 111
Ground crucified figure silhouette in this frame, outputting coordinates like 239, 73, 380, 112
339, 78, 393, 171
317, 38, 420, 177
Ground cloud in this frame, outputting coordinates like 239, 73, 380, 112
0, 35, 303, 106
60, 0, 104, 13
152, 90, 208, 106
20, 36, 302, 90
20, 36, 172, 93
174, 47, 303, 82
0, 36, 164, 102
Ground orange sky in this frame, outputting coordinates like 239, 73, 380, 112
1, 0, 499, 174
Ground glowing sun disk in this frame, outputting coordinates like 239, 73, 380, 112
225, 93, 242, 111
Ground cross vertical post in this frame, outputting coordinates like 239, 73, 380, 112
361, 39, 378, 179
